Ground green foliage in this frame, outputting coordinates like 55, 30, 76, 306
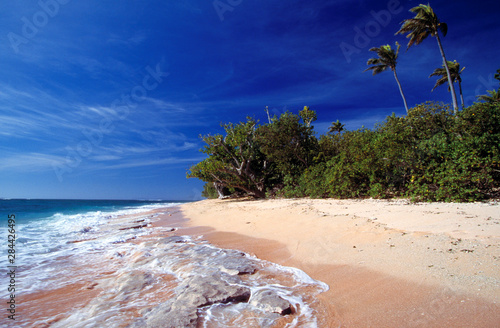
187, 117, 271, 198
477, 68, 500, 104
188, 109, 318, 198
189, 101, 500, 202
257, 111, 318, 183
201, 182, 219, 199
328, 120, 345, 135
289, 102, 499, 202
298, 106, 317, 127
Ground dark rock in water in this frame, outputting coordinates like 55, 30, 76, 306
80, 226, 92, 233
216, 249, 259, 275
250, 290, 294, 315
132, 303, 198, 328
133, 273, 251, 328
160, 236, 187, 244
176, 273, 251, 307
116, 272, 155, 296
119, 224, 148, 231
131, 303, 198, 328
129, 240, 294, 328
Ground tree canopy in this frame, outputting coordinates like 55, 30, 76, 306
188, 97, 500, 202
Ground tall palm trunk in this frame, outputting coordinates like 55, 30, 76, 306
393, 70, 409, 114
458, 80, 464, 109
435, 33, 459, 114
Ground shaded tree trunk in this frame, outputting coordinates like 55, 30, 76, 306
435, 34, 459, 114
459, 81, 465, 108
214, 182, 229, 199
393, 70, 409, 114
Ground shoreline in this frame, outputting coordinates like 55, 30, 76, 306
179, 198, 500, 327
16, 205, 328, 327
12, 199, 499, 327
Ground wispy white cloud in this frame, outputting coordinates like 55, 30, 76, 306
91, 155, 123, 161
0, 152, 66, 172
100, 156, 205, 170
106, 31, 147, 47
143, 97, 187, 112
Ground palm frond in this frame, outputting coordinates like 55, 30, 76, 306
431, 76, 448, 91
429, 60, 464, 92
364, 64, 388, 75
396, 4, 445, 49
477, 89, 500, 103
439, 22, 448, 37
365, 43, 399, 74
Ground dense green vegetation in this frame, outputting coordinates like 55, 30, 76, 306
188, 3, 500, 202
188, 99, 500, 202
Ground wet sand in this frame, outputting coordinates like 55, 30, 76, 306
15, 206, 326, 327
179, 198, 500, 327
14, 208, 182, 327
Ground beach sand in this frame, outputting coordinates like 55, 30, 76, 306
179, 198, 500, 327
15, 199, 499, 327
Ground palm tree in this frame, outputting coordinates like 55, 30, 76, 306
364, 42, 409, 114
430, 60, 465, 108
477, 68, 500, 104
396, 3, 459, 114
328, 120, 345, 135
299, 106, 317, 128
477, 89, 500, 104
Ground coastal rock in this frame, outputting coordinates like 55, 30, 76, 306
118, 223, 148, 230
135, 273, 251, 328
160, 236, 187, 244
176, 273, 251, 307
216, 249, 259, 275
169, 242, 259, 276
131, 303, 198, 328
129, 239, 294, 328
250, 290, 294, 315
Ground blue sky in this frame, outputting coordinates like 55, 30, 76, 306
1, 0, 499, 200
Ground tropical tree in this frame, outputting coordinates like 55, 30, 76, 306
265, 106, 272, 124
396, 3, 459, 114
328, 120, 345, 135
299, 106, 317, 127
477, 89, 500, 104
364, 42, 409, 114
430, 60, 465, 108
257, 111, 318, 181
187, 117, 272, 198
477, 68, 500, 104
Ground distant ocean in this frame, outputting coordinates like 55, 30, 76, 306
0, 199, 186, 225
0, 199, 184, 294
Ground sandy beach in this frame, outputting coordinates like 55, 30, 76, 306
179, 198, 500, 327
13, 199, 499, 327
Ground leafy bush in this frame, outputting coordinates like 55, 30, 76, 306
201, 182, 219, 199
